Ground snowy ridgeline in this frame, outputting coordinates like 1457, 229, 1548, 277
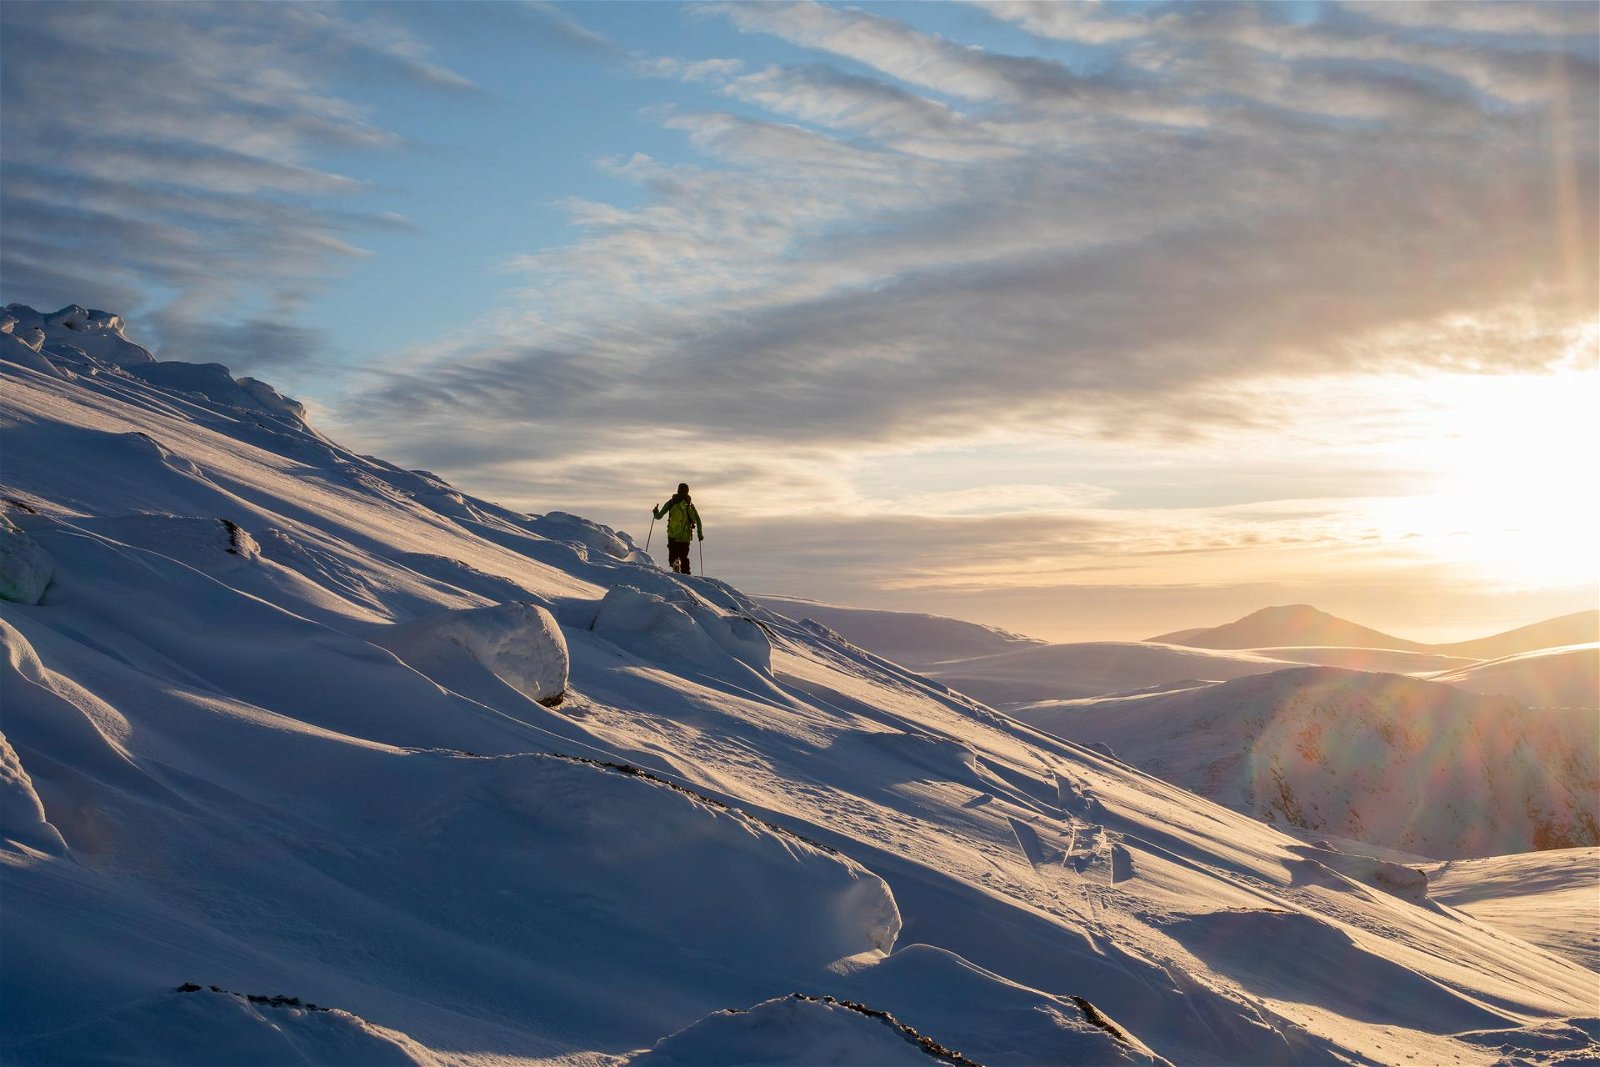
2, 306, 1598, 1067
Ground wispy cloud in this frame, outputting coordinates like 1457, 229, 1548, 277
0, 0, 472, 371
355, 0, 1594, 447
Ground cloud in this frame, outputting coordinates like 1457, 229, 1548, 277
708, 0, 1118, 106
519, 1, 624, 59
344, 0, 1594, 472
0, 0, 468, 356
1340, 1, 1600, 38
147, 309, 333, 375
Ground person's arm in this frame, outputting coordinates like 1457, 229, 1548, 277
690, 504, 703, 539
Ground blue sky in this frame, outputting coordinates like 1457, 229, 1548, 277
3, 1, 1597, 641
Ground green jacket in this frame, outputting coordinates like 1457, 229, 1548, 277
654, 495, 702, 542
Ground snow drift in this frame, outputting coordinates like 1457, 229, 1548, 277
376, 601, 570, 706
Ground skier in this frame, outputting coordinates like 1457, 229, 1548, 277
653, 482, 703, 574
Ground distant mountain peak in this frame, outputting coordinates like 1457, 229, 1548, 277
1149, 606, 1428, 652
1250, 604, 1320, 618
1150, 604, 1598, 658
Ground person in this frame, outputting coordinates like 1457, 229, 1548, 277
653, 482, 703, 574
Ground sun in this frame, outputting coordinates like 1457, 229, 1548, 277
1376, 367, 1599, 587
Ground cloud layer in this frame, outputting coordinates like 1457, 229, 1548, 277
0, 1, 465, 369
352, 1, 1596, 452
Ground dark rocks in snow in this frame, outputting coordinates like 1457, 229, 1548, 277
784, 993, 983, 1067
175, 983, 327, 1012
218, 518, 258, 557
1070, 995, 1140, 1047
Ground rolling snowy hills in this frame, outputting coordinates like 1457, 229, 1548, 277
764, 598, 1597, 860
2, 305, 1597, 1066
1009, 667, 1599, 859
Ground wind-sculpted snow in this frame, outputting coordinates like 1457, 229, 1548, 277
0, 729, 66, 856
2, 304, 154, 368
594, 581, 775, 676
527, 509, 648, 564
0, 513, 52, 605
376, 601, 570, 707
3, 313, 1597, 1066
1, 611, 901, 1057
126, 361, 307, 422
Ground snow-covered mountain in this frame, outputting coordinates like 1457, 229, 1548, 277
1010, 667, 1599, 859
1429, 644, 1600, 710
2, 306, 1597, 1066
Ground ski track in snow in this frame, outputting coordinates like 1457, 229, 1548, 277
2, 312, 1597, 1066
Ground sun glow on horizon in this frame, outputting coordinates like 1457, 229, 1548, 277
1373, 366, 1600, 588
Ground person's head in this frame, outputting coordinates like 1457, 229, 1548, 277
677, 482, 689, 496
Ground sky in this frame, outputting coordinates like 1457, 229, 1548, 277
2, 0, 1597, 643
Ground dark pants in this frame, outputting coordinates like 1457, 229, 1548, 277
668, 540, 691, 574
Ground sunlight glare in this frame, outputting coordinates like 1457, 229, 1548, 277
1376, 368, 1600, 587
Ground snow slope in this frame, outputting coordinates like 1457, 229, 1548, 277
913, 642, 1300, 707
1011, 667, 1600, 858
1429, 644, 1600, 710
1427, 849, 1600, 973
755, 595, 1045, 667
1437, 611, 1600, 661
2, 309, 1596, 1066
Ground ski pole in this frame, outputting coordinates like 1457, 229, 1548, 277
698, 538, 704, 577
645, 514, 655, 556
